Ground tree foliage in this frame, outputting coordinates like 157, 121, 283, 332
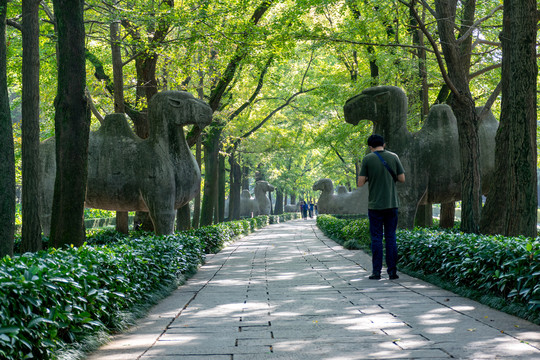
3, 0, 537, 241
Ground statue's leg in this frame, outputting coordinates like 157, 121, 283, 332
439, 201, 456, 229
150, 209, 176, 235
415, 204, 433, 228
142, 186, 176, 235
398, 203, 417, 229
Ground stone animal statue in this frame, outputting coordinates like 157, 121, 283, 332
239, 180, 276, 217
39, 90, 213, 235
343, 85, 498, 228
253, 180, 275, 215
284, 203, 300, 212
312, 178, 368, 215
239, 190, 259, 217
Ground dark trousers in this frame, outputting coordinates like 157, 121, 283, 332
368, 208, 398, 275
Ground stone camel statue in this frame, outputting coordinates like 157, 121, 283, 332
39, 90, 213, 235
343, 85, 498, 228
312, 178, 368, 215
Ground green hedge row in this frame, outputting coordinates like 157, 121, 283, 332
0, 215, 294, 360
316, 214, 371, 250
398, 228, 540, 312
316, 215, 540, 319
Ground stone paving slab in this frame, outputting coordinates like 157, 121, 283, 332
86, 218, 540, 360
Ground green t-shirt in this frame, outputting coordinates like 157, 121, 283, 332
359, 150, 405, 210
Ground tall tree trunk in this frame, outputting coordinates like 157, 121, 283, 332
50, 0, 90, 248
409, 4, 429, 120
480, 0, 537, 237
192, 136, 202, 229
242, 166, 250, 190
21, 0, 42, 252
200, 124, 222, 226
228, 152, 242, 220
111, 16, 129, 234
218, 154, 226, 222
435, 0, 482, 233
275, 190, 284, 215
135, 53, 159, 105
0, 0, 15, 257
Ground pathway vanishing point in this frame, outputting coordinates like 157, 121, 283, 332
87, 218, 540, 360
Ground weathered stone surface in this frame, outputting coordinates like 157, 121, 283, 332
239, 180, 275, 217
39, 91, 212, 235
254, 180, 275, 215
343, 86, 498, 228
313, 178, 368, 215
240, 189, 258, 217
284, 203, 299, 213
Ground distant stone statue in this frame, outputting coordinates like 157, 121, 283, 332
239, 189, 258, 217
39, 91, 213, 235
343, 85, 498, 228
254, 180, 275, 215
284, 203, 300, 213
239, 180, 275, 217
312, 178, 368, 215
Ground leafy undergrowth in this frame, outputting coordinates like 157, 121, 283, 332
0, 213, 300, 360
316, 214, 540, 325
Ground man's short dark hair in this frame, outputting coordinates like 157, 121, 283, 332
367, 134, 385, 148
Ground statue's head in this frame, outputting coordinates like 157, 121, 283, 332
313, 178, 333, 193
343, 86, 406, 128
256, 180, 274, 193
149, 91, 213, 129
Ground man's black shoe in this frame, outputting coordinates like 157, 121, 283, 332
369, 273, 381, 280
389, 273, 399, 280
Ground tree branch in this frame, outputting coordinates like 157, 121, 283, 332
6, 19, 22, 31
402, 0, 459, 95
229, 55, 274, 122
208, 0, 274, 112
479, 81, 501, 120
239, 87, 317, 143
40, 0, 55, 25
456, 5, 503, 45
85, 87, 104, 124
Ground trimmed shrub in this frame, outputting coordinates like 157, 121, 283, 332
0, 233, 204, 359
316, 215, 371, 250
1, 214, 295, 359
398, 228, 540, 312
317, 215, 540, 322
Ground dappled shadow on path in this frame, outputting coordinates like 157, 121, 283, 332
92, 219, 540, 360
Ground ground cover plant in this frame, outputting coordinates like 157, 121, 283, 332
316, 215, 540, 324
0, 215, 296, 359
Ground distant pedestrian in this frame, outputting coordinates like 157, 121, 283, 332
301, 201, 308, 219
357, 134, 405, 280
309, 202, 314, 218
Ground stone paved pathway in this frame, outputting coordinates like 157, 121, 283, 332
87, 218, 540, 360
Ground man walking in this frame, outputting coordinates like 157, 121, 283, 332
357, 134, 405, 280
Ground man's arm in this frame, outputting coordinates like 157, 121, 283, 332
357, 175, 367, 187
397, 173, 405, 183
